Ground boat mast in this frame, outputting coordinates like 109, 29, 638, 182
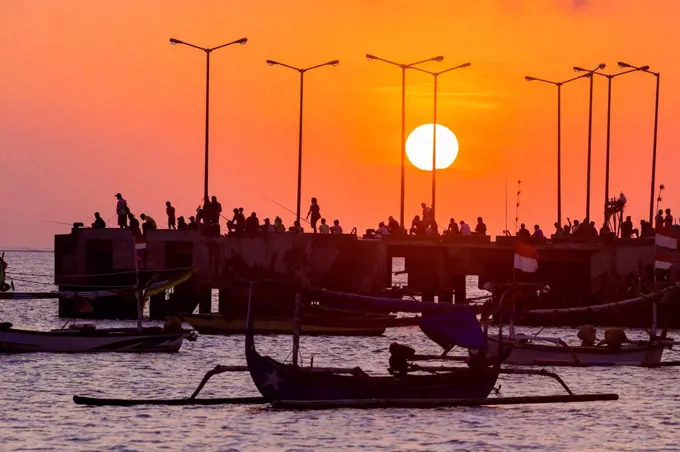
292, 290, 301, 367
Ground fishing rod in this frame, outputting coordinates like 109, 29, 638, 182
260, 195, 311, 225
43, 220, 73, 226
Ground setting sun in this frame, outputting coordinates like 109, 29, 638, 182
405, 124, 459, 172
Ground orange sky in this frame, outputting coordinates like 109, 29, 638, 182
2, 0, 680, 248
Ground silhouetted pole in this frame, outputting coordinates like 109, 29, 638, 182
618, 62, 662, 223
412, 63, 471, 219
366, 54, 444, 229
588, 67, 644, 220
524, 72, 590, 226
169, 37, 248, 199
266, 59, 340, 223
573, 64, 606, 221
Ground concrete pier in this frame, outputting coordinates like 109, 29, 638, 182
53, 228, 677, 326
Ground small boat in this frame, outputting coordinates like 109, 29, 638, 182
0, 322, 197, 353
485, 333, 665, 367
182, 313, 387, 336
0, 241, 198, 354
244, 285, 615, 404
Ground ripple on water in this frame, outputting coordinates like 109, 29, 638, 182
2, 251, 680, 451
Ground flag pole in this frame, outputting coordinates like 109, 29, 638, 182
652, 234, 658, 338
133, 236, 143, 332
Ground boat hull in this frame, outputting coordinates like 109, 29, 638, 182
487, 336, 664, 366
184, 314, 387, 336
0, 328, 194, 353
246, 347, 498, 401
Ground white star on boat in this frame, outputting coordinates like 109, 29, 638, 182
261, 370, 281, 390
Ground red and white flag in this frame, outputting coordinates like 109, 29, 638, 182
655, 228, 677, 250
654, 227, 677, 269
514, 241, 538, 273
134, 236, 147, 250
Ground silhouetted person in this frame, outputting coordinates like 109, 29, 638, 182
274, 216, 285, 232
263, 218, 275, 232
553, 222, 563, 237
589, 221, 598, 238
115, 193, 128, 228
319, 218, 330, 234
533, 224, 544, 239
201, 197, 213, 225
245, 212, 260, 233
331, 219, 343, 234
92, 212, 105, 229
421, 203, 433, 227
140, 213, 157, 235
410, 215, 425, 235
387, 216, 401, 234
377, 222, 389, 236
210, 196, 222, 224
665, 208, 673, 228
655, 209, 664, 231
446, 218, 460, 235
621, 216, 637, 238
128, 213, 141, 236
307, 197, 321, 233
517, 223, 530, 238
166, 201, 176, 230
177, 216, 188, 231
187, 216, 198, 231
196, 207, 204, 226
460, 220, 471, 236
475, 217, 487, 236
289, 221, 304, 233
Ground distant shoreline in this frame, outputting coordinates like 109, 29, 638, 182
1, 249, 54, 253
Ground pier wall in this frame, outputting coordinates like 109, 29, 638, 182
53, 229, 672, 324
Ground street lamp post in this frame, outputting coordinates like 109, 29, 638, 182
584, 67, 647, 221
266, 59, 340, 223
524, 72, 591, 226
572, 64, 606, 222
169, 37, 248, 199
618, 61, 660, 224
411, 63, 472, 219
365, 54, 444, 229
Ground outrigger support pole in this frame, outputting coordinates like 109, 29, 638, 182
190, 364, 249, 399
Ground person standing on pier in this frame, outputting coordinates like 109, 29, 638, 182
166, 201, 176, 230
664, 208, 673, 228
307, 197, 321, 233
210, 196, 222, 224
655, 210, 664, 231
115, 193, 128, 228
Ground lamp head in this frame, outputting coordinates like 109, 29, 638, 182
432, 56, 444, 62
459, 62, 472, 68
618, 61, 632, 68
573, 66, 587, 72
236, 38, 248, 45
525, 76, 536, 81
266, 60, 277, 66
640, 65, 650, 71
366, 54, 377, 61
169, 38, 182, 45
329, 60, 340, 67
598, 63, 606, 69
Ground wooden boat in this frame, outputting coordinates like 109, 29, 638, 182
0, 322, 197, 353
485, 334, 665, 367
0, 243, 198, 354
183, 313, 387, 336
243, 286, 616, 404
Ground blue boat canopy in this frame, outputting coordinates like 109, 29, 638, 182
313, 289, 488, 350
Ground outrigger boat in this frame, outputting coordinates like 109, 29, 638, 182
244, 285, 618, 407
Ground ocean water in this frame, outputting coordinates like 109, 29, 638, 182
1, 251, 680, 451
